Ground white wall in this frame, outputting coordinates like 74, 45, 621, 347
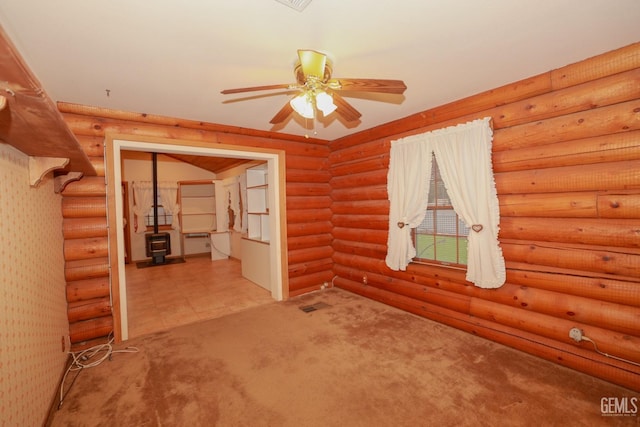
121, 151, 217, 261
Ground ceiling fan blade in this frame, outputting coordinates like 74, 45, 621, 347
221, 83, 293, 95
331, 92, 362, 122
331, 78, 407, 94
269, 101, 294, 124
298, 49, 327, 80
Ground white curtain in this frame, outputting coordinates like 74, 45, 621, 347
386, 117, 505, 289
132, 181, 181, 233
385, 133, 433, 270
132, 181, 154, 234
158, 182, 180, 231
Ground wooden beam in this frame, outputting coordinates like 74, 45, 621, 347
0, 26, 95, 175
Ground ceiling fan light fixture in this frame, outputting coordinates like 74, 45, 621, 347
290, 93, 314, 119
315, 91, 337, 116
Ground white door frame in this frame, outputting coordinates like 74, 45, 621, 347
105, 134, 288, 341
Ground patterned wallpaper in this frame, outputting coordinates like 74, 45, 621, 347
0, 144, 69, 426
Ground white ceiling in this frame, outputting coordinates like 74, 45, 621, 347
1, 0, 639, 141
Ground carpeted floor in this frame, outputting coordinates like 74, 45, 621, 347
48, 288, 635, 426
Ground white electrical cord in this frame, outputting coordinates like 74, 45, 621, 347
58, 334, 139, 409
581, 335, 640, 368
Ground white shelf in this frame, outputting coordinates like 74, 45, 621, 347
246, 164, 270, 242
178, 180, 217, 256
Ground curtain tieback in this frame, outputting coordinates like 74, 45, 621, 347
397, 221, 408, 229
472, 224, 483, 232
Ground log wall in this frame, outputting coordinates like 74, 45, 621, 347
329, 43, 640, 391
59, 105, 333, 346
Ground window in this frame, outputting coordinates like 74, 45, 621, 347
144, 194, 173, 228
413, 154, 469, 266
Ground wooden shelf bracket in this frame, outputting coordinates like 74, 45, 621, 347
29, 156, 69, 187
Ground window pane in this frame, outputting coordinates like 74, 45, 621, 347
412, 154, 468, 266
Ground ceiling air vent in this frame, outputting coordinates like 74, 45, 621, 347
275, 0, 312, 12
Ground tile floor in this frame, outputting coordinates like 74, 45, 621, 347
125, 255, 274, 338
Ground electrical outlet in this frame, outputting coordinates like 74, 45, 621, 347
569, 327, 583, 342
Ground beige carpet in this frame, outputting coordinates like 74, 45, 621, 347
48, 288, 635, 426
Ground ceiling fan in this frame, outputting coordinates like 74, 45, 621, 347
221, 49, 407, 125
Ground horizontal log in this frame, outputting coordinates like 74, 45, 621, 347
67, 296, 112, 323
332, 227, 387, 246
61, 196, 107, 218
502, 240, 640, 278
76, 134, 105, 157
597, 193, 640, 219
334, 264, 472, 314
287, 246, 334, 265
286, 169, 331, 184
495, 160, 640, 194
333, 251, 396, 275
89, 156, 105, 176
331, 199, 389, 215
64, 237, 109, 261
330, 169, 387, 189
63, 217, 108, 239
286, 208, 332, 223
331, 185, 388, 202
330, 135, 391, 161
333, 250, 640, 312
331, 214, 388, 230
288, 270, 334, 292
337, 280, 640, 391
499, 217, 640, 248
551, 42, 640, 90
215, 134, 330, 156
61, 176, 106, 197
69, 316, 113, 344
329, 144, 391, 171
469, 298, 640, 364
334, 253, 639, 336
331, 73, 551, 151
493, 130, 640, 173
286, 195, 332, 210
493, 100, 640, 152
66, 277, 110, 303
285, 182, 331, 197
330, 154, 389, 177
284, 155, 328, 171
288, 258, 333, 278
506, 263, 640, 307
333, 239, 387, 260
287, 221, 332, 237
60, 103, 329, 146
64, 257, 110, 282
499, 192, 597, 218
286, 234, 333, 251
493, 67, 640, 130
498, 284, 640, 338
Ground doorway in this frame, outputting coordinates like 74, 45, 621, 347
105, 135, 289, 341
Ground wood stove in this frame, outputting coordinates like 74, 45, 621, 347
145, 232, 171, 265
145, 152, 171, 265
